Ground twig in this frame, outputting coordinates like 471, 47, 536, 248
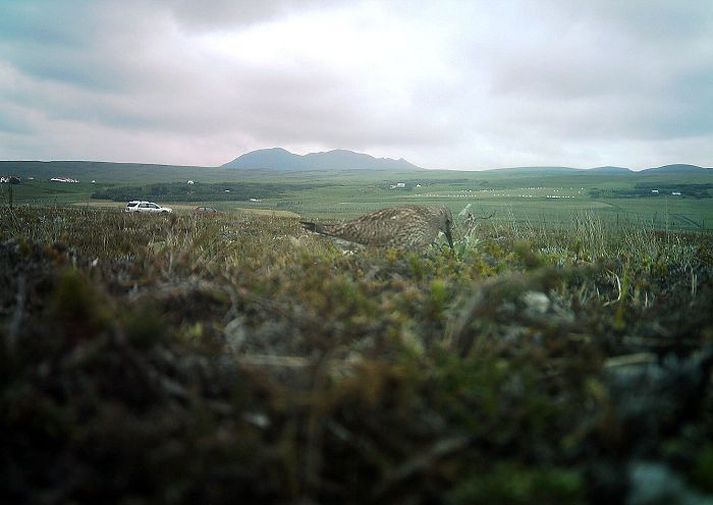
691, 269, 697, 298
604, 352, 657, 369
447, 287, 487, 357
6, 274, 26, 356
303, 349, 337, 498
476, 211, 496, 221
602, 270, 622, 306
373, 436, 470, 498
462, 210, 496, 225
236, 354, 311, 368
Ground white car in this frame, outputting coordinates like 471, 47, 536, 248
124, 200, 173, 213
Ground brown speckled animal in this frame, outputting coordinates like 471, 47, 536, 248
301, 205, 454, 250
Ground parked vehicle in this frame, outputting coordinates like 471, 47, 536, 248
124, 201, 173, 213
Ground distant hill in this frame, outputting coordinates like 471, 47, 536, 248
486, 166, 577, 175
589, 166, 633, 174
222, 148, 422, 171
0, 160, 204, 173
640, 164, 709, 175
2, 159, 709, 181
0, 160, 216, 185
493, 164, 708, 175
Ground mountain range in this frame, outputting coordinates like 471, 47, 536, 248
1, 151, 709, 176
221, 148, 710, 174
222, 148, 422, 171
488, 163, 709, 175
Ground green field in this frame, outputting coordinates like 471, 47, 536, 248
3, 161, 712, 231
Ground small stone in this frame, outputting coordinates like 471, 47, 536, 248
522, 291, 550, 315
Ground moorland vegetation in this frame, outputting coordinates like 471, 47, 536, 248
1, 205, 712, 504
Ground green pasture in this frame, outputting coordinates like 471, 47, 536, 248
2, 162, 712, 231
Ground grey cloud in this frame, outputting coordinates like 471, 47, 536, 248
160, 0, 350, 31
1, 0, 712, 168
453, 0, 713, 148
163, 0, 296, 29
0, 108, 34, 135
0, 0, 96, 47
0, 1, 168, 91
0, 0, 451, 151
551, 0, 713, 41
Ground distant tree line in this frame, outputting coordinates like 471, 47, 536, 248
91, 182, 325, 202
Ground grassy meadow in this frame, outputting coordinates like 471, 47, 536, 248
1, 202, 712, 503
3, 161, 713, 230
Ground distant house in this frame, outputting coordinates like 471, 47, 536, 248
672, 191, 682, 196
416, 184, 422, 188
91, 180, 96, 184
187, 180, 195, 185
224, 189, 231, 193
390, 182, 407, 189
1, 175, 21, 184
50, 177, 79, 183
249, 198, 261, 202
651, 189, 659, 194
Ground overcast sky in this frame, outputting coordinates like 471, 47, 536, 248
1, 0, 712, 169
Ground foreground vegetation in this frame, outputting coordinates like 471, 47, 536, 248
2, 206, 712, 504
